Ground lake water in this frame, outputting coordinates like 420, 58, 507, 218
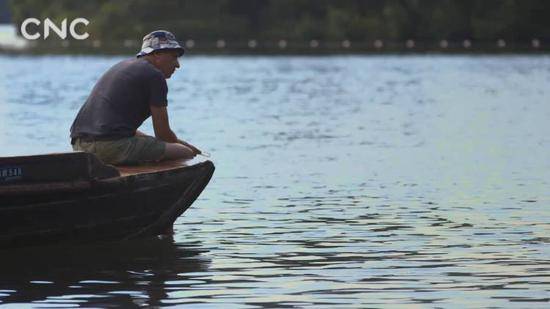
0, 55, 549, 307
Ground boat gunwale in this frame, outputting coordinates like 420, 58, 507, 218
0, 157, 213, 195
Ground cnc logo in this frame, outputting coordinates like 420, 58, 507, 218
21, 18, 90, 40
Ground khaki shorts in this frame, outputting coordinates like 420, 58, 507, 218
72, 136, 166, 165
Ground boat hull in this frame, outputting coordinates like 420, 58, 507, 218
0, 159, 214, 249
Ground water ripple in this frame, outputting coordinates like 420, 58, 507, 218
1, 55, 550, 307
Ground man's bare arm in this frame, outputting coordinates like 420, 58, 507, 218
150, 105, 179, 143
150, 105, 201, 154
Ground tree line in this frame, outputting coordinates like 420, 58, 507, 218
7, 0, 550, 49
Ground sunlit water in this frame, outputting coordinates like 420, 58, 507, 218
0, 55, 549, 307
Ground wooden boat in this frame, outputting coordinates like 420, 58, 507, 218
0, 152, 215, 249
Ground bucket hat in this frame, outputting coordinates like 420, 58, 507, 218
136, 30, 185, 57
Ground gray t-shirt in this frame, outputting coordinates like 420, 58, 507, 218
70, 58, 168, 139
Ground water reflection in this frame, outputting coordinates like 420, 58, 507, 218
0, 237, 208, 307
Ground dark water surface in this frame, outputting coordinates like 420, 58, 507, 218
0, 55, 549, 307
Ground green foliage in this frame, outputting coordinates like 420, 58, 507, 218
7, 0, 550, 43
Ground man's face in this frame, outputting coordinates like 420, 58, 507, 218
152, 50, 180, 79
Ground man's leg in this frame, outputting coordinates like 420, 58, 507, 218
163, 143, 195, 160
126, 136, 195, 163
88, 136, 195, 165
120, 136, 167, 164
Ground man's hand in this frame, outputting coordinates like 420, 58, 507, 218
178, 139, 201, 155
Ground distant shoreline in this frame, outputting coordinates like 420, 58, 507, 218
1, 39, 548, 56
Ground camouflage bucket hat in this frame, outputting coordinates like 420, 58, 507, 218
136, 30, 185, 57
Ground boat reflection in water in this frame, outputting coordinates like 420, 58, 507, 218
0, 236, 209, 307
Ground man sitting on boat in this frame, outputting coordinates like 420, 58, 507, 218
69, 30, 201, 165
